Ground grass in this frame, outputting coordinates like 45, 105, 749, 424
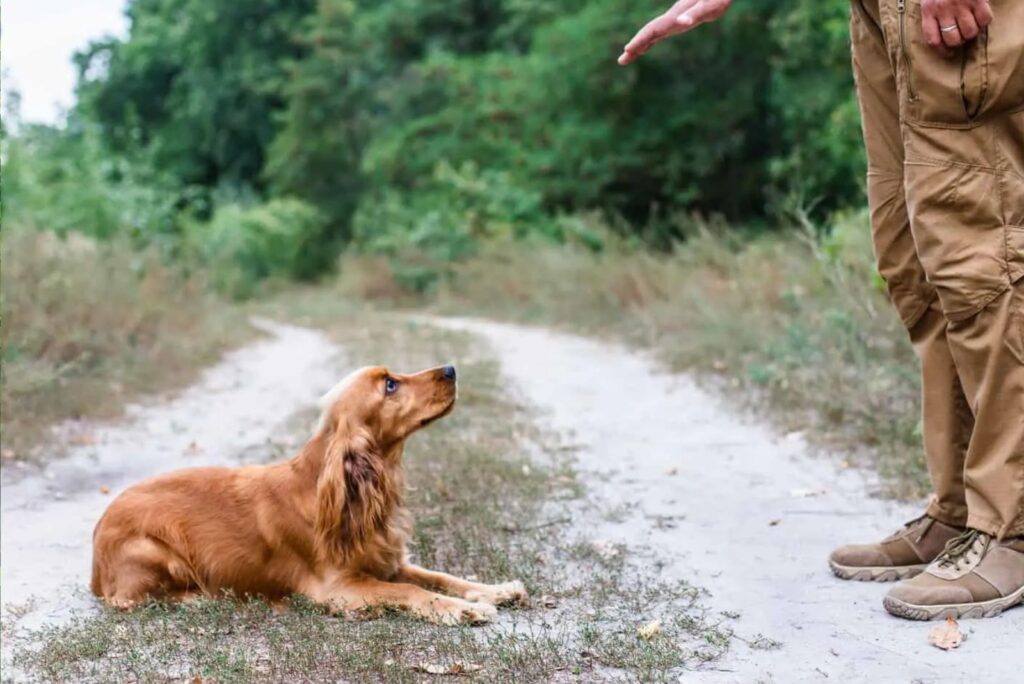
0, 228, 249, 463
338, 211, 927, 499
8, 304, 733, 683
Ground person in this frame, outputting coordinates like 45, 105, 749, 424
619, 0, 1023, 620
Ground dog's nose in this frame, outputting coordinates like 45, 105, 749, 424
442, 365, 456, 381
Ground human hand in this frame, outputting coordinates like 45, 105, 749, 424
920, 0, 993, 54
618, 0, 733, 66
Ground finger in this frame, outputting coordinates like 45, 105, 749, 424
957, 8, 979, 40
973, 0, 993, 28
678, 0, 732, 27
925, 12, 954, 55
622, 15, 676, 57
938, 16, 964, 47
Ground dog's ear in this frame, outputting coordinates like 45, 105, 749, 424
315, 428, 389, 564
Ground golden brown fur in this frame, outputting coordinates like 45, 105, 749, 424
91, 365, 526, 624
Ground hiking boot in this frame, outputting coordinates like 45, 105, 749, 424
883, 530, 1024, 620
828, 515, 965, 582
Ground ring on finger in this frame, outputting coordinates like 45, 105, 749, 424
940, 23, 960, 33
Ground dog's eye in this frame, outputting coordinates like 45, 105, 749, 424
385, 378, 399, 395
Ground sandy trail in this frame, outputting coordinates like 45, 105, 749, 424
435, 317, 1022, 683
0, 319, 339, 640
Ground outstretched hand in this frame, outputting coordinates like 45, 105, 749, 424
617, 0, 732, 66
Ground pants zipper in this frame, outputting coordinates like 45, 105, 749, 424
897, 0, 918, 101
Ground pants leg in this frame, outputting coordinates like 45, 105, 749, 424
850, 0, 971, 526
877, 0, 1024, 539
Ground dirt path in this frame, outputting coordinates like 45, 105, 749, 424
434, 317, 1022, 683
3, 315, 1021, 681
0, 319, 339, 640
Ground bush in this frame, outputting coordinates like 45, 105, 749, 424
1, 121, 179, 245
186, 198, 328, 298
348, 162, 607, 292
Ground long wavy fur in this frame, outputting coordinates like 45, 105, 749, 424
314, 426, 404, 566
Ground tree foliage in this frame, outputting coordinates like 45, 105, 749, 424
10, 0, 865, 293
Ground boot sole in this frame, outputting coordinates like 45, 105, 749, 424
883, 584, 1024, 621
829, 560, 927, 583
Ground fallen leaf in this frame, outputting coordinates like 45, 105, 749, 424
412, 661, 483, 675
637, 619, 662, 641
99, 485, 111, 495
70, 432, 97, 446
928, 617, 964, 651
591, 540, 621, 560
712, 359, 728, 371
191, 676, 204, 684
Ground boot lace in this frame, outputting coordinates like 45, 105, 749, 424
934, 529, 987, 572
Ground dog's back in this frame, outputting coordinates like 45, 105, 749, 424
91, 464, 315, 606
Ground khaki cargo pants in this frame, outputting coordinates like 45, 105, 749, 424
851, 0, 1024, 539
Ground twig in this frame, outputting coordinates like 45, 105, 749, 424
500, 517, 571, 533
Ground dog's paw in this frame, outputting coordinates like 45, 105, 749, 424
460, 600, 498, 625
430, 598, 497, 626
466, 580, 528, 607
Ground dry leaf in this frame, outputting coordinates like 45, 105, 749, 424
591, 540, 621, 560
99, 485, 111, 495
928, 617, 964, 651
191, 676, 204, 684
412, 661, 483, 675
637, 620, 662, 641
70, 432, 97, 446
712, 359, 728, 371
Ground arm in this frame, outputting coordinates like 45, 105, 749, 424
617, 0, 995, 66
617, 0, 732, 66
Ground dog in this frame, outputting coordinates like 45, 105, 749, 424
91, 364, 526, 625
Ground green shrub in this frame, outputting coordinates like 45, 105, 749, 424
1, 121, 178, 244
349, 162, 607, 292
187, 198, 328, 298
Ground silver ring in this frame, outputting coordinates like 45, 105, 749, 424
940, 24, 960, 32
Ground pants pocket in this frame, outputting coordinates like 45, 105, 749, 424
895, 0, 1023, 125
896, 1, 970, 124
905, 160, 1018, 319
977, 0, 1024, 118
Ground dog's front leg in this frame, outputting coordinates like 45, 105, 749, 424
395, 564, 527, 606
310, 576, 497, 625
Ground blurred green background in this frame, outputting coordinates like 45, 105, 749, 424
2, 0, 862, 297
